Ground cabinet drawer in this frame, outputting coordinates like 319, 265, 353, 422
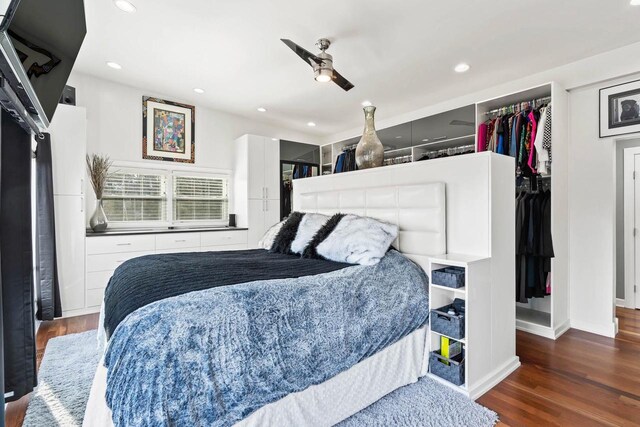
86, 270, 114, 290
87, 251, 153, 273
86, 287, 105, 308
155, 232, 201, 250
201, 230, 248, 247
86, 234, 155, 255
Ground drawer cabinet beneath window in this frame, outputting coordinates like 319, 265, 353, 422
77, 229, 249, 316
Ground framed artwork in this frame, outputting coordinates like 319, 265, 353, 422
143, 96, 195, 163
600, 79, 640, 138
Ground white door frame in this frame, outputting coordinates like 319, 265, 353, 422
623, 146, 640, 308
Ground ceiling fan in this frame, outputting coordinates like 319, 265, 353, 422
281, 38, 354, 92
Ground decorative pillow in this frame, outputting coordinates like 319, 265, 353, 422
289, 213, 330, 254
303, 214, 398, 265
269, 212, 305, 254
258, 220, 284, 250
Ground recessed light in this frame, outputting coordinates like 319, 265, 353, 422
361, 100, 372, 107
193, 88, 205, 94
454, 63, 470, 73
631, 0, 640, 5
114, 0, 136, 13
422, 138, 430, 142
257, 107, 267, 112
106, 61, 122, 70
271, 138, 278, 141
395, 136, 402, 139
307, 122, 316, 127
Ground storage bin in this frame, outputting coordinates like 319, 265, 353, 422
432, 266, 465, 288
431, 302, 465, 339
430, 350, 465, 386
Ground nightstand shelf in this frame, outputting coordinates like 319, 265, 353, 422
427, 253, 519, 399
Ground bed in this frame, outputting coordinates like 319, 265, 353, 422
83, 183, 446, 427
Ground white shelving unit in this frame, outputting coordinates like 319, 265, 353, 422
476, 82, 569, 340
427, 254, 519, 399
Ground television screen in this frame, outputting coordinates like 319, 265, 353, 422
4, 0, 85, 125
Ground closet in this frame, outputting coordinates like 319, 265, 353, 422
476, 83, 569, 339
233, 135, 281, 248
279, 139, 320, 219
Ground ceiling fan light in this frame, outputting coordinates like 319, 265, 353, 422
314, 67, 332, 83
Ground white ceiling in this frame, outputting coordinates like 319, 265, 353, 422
74, 0, 640, 139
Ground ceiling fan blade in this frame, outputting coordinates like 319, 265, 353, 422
331, 69, 354, 91
281, 39, 321, 67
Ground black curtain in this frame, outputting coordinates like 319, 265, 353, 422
35, 133, 61, 320
1, 109, 36, 402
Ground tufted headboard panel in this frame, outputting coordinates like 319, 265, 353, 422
296, 183, 446, 271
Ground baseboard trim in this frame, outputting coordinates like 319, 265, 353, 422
468, 357, 521, 400
616, 298, 626, 307
62, 306, 101, 318
570, 319, 617, 338
516, 319, 556, 339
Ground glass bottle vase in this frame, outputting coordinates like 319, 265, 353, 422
355, 106, 384, 169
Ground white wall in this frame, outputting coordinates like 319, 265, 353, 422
66, 72, 321, 171
322, 41, 640, 338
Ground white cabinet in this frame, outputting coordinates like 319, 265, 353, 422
47, 105, 87, 317
54, 195, 86, 312
78, 229, 249, 315
234, 134, 281, 248
49, 104, 87, 196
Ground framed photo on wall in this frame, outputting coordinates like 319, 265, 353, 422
143, 96, 195, 163
600, 79, 640, 138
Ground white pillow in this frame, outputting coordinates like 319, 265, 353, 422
290, 213, 329, 254
315, 214, 398, 265
258, 220, 284, 250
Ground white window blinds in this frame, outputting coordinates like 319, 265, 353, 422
173, 175, 228, 222
103, 172, 167, 222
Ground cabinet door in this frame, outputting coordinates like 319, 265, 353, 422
54, 195, 85, 312
247, 136, 266, 200
247, 198, 265, 249
264, 199, 281, 230
49, 105, 87, 196
263, 138, 280, 201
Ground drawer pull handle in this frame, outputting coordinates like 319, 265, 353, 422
116, 243, 132, 246
175, 239, 187, 242
116, 260, 125, 263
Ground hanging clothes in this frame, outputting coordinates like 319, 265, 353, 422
478, 102, 552, 177
515, 183, 554, 302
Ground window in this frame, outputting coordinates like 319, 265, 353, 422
101, 167, 229, 226
103, 171, 167, 222
173, 175, 228, 223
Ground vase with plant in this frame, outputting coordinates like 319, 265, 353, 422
86, 154, 112, 232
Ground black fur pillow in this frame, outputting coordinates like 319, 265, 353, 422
269, 212, 305, 254
302, 213, 345, 259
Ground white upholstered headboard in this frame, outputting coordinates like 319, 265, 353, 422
295, 183, 446, 271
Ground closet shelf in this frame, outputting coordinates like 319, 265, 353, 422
516, 306, 551, 328
431, 330, 466, 345
430, 283, 466, 294
412, 134, 475, 151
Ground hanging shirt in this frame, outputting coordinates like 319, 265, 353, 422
527, 111, 538, 173
477, 123, 488, 152
534, 106, 550, 175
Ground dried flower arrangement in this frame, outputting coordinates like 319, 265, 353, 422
86, 154, 113, 199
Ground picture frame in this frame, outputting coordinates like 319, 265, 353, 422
600, 79, 640, 138
143, 96, 195, 163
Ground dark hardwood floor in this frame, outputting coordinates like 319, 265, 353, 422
5, 309, 640, 427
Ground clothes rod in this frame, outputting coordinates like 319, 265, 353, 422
484, 96, 551, 116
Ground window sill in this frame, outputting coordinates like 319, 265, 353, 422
85, 226, 248, 237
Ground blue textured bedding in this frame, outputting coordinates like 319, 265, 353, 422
103, 250, 429, 427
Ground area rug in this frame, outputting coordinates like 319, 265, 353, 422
23, 330, 498, 427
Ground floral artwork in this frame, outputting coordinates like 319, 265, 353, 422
143, 97, 195, 163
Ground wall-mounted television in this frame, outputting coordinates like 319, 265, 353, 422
0, 0, 86, 132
